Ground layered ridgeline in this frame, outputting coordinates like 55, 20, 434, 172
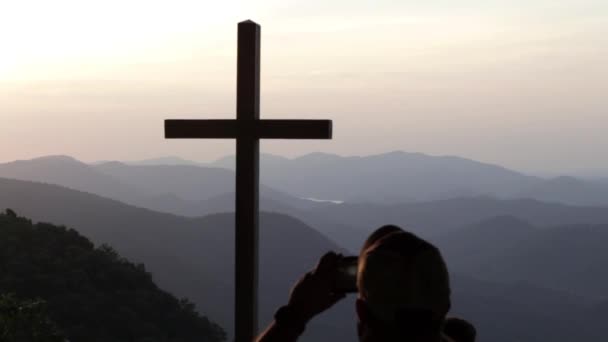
2, 178, 608, 341
305, 196, 608, 251
212, 152, 608, 206
440, 216, 608, 342
4, 154, 608, 219
7, 155, 608, 252
0, 156, 323, 217
0, 209, 225, 342
435, 216, 608, 298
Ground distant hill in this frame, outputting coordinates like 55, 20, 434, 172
213, 152, 608, 206
438, 217, 608, 340
0, 156, 330, 218
435, 216, 608, 299
450, 275, 606, 342
94, 161, 326, 211
0, 210, 225, 342
305, 197, 608, 251
431, 216, 537, 270
515, 176, 608, 206
0, 155, 149, 201
94, 161, 234, 202
126, 156, 206, 166
0, 156, 195, 215
212, 151, 540, 203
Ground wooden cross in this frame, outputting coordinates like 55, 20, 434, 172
164, 20, 333, 342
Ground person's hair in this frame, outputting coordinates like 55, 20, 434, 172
357, 227, 451, 339
443, 317, 476, 342
360, 224, 403, 254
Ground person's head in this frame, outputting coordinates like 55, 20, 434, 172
356, 225, 451, 342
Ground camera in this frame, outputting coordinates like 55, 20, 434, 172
333, 256, 358, 293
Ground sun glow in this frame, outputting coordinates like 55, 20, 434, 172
0, 0, 248, 80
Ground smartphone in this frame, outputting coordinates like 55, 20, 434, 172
334, 256, 358, 293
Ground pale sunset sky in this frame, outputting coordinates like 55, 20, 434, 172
0, 0, 606, 174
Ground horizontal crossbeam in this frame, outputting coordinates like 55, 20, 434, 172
165, 119, 332, 139
166, 119, 238, 138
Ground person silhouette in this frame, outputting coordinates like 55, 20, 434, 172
256, 225, 474, 342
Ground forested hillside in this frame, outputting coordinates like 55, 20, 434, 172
0, 209, 225, 342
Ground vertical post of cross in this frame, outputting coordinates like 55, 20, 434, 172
235, 20, 260, 342
164, 19, 332, 341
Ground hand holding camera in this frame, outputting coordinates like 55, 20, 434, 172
284, 252, 356, 324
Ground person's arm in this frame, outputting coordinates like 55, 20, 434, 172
255, 252, 346, 342
254, 305, 308, 342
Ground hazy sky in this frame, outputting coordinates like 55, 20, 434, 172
1, 0, 606, 174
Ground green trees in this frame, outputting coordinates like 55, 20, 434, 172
0, 209, 225, 342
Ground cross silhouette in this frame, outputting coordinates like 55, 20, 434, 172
165, 20, 333, 342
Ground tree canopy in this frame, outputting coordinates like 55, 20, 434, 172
0, 293, 65, 341
0, 209, 225, 342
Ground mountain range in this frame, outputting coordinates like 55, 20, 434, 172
5, 152, 608, 214
3, 152, 608, 341
5, 153, 608, 251
1, 176, 608, 341
210, 151, 608, 206
0, 156, 328, 217
304, 196, 608, 251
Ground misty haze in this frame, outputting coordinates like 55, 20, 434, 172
1, 1, 607, 342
